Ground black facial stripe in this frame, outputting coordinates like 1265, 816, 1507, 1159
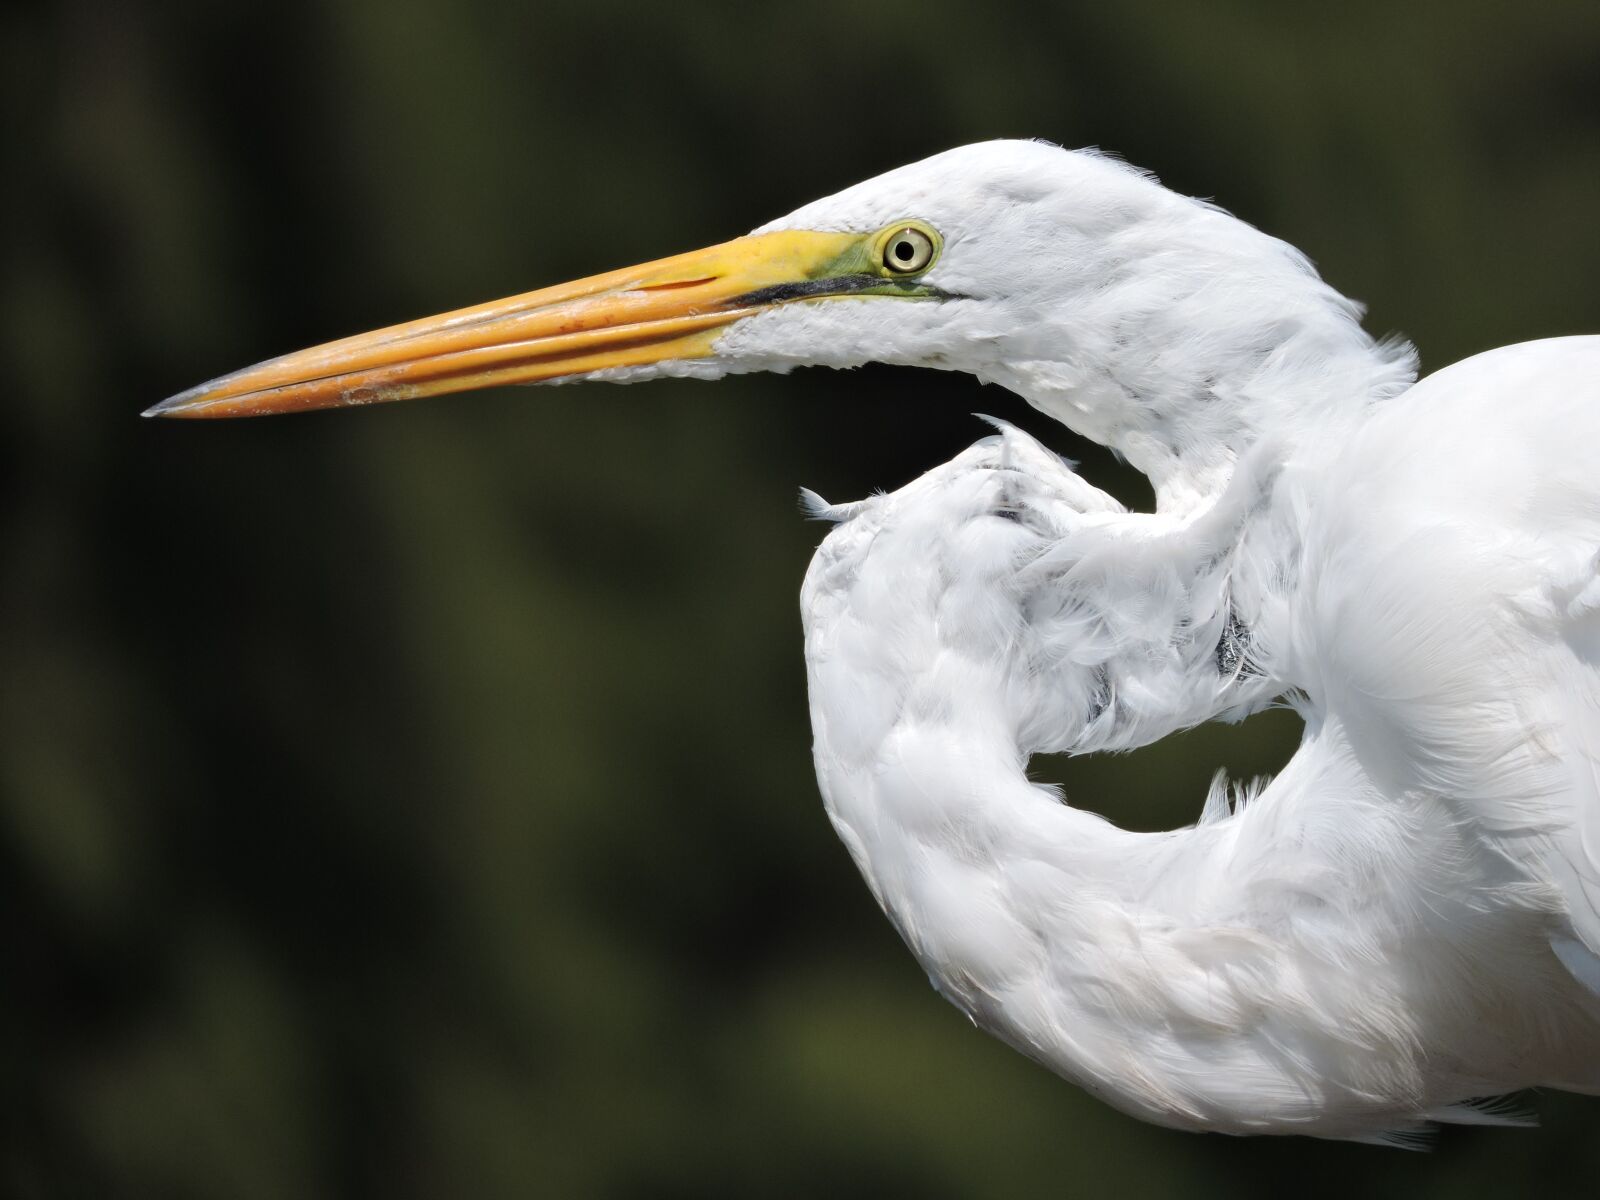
729, 275, 954, 308
731, 275, 889, 306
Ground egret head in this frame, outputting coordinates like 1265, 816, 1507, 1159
149, 140, 1410, 508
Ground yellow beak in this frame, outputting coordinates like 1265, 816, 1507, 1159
146, 229, 871, 418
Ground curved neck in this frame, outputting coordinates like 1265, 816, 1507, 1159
985, 209, 1419, 515
1017, 329, 1411, 515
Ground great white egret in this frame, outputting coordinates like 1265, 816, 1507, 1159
151, 141, 1600, 1143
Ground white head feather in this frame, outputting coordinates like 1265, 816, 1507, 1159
687, 140, 1416, 512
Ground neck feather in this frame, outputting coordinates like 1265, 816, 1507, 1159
985, 206, 1418, 514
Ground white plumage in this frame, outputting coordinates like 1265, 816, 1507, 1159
801, 400, 1600, 1143
770, 146, 1600, 1141
160, 138, 1600, 1143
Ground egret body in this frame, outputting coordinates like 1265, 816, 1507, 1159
153, 141, 1600, 1142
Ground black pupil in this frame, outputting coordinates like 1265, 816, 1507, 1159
894, 239, 915, 262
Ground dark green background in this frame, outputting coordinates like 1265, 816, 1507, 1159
7, 1, 1600, 1195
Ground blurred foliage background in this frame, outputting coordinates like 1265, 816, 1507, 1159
5, 0, 1600, 1195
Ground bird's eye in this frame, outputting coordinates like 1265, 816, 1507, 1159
879, 224, 938, 275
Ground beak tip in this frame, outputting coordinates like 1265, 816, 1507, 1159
142, 399, 195, 420
144, 381, 223, 419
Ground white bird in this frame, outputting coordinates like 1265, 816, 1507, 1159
151, 140, 1600, 1143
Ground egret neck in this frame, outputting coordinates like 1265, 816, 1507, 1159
968, 201, 1420, 517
